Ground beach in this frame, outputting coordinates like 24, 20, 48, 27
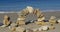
0, 11, 60, 32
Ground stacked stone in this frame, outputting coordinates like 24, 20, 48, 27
0, 6, 60, 32
16, 15, 26, 26
19, 9, 29, 16
49, 16, 57, 25
1, 15, 11, 27
33, 9, 50, 31
34, 9, 46, 26
48, 16, 57, 30
18, 6, 34, 16
33, 9, 42, 18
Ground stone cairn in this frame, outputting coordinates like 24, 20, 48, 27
1, 15, 11, 27
0, 6, 60, 32
16, 15, 26, 26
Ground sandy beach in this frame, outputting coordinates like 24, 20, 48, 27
0, 11, 60, 32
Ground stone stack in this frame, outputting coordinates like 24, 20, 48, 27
16, 15, 25, 26
49, 16, 57, 25
1, 15, 11, 27
0, 6, 59, 32
33, 9, 42, 18
35, 11, 45, 26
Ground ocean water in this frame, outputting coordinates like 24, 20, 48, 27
0, 0, 60, 12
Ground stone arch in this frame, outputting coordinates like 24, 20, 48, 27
17, 6, 44, 25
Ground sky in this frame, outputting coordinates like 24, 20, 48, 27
0, 0, 60, 12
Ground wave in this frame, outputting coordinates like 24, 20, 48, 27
0, 12, 18, 13
0, 10, 60, 13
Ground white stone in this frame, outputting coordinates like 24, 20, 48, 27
17, 18, 25, 20
38, 17, 45, 21
41, 25, 49, 31
50, 16, 56, 19
32, 28, 38, 32
26, 6, 34, 13
38, 27, 42, 31
1, 25, 7, 27
57, 19, 60, 23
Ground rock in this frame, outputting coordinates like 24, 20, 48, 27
26, 29, 33, 32
57, 19, 60, 23
33, 9, 43, 18
9, 23, 17, 29
16, 16, 25, 26
49, 26, 55, 30
16, 27, 25, 32
16, 20, 25, 26
50, 16, 56, 19
11, 27, 16, 32
1, 25, 7, 27
34, 30, 41, 32
26, 6, 34, 13
49, 16, 57, 25
35, 21, 42, 25
8, 23, 17, 32
38, 27, 42, 31
38, 17, 45, 21
41, 25, 49, 31
2, 15, 11, 27
35, 21, 47, 26
20, 9, 29, 16
17, 18, 25, 21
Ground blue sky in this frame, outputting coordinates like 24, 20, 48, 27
0, 0, 60, 11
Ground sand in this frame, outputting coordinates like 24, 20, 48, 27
0, 11, 60, 32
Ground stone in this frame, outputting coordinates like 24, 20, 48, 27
26, 6, 34, 13
1, 25, 7, 27
19, 10, 29, 16
41, 25, 49, 31
3, 20, 10, 26
4, 15, 9, 19
26, 29, 33, 32
50, 16, 56, 19
49, 26, 55, 30
18, 20, 25, 25
17, 17, 25, 21
35, 20, 46, 26
16, 20, 25, 26
35, 15, 45, 25
49, 16, 57, 25
11, 27, 16, 32
41, 21, 47, 26
2, 15, 11, 27
38, 17, 45, 21
9, 23, 17, 29
16, 27, 25, 32
33, 9, 42, 17
35, 21, 42, 25
34, 30, 40, 32
38, 27, 42, 31
16, 16, 25, 26
57, 19, 60, 23
23, 10, 29, 16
